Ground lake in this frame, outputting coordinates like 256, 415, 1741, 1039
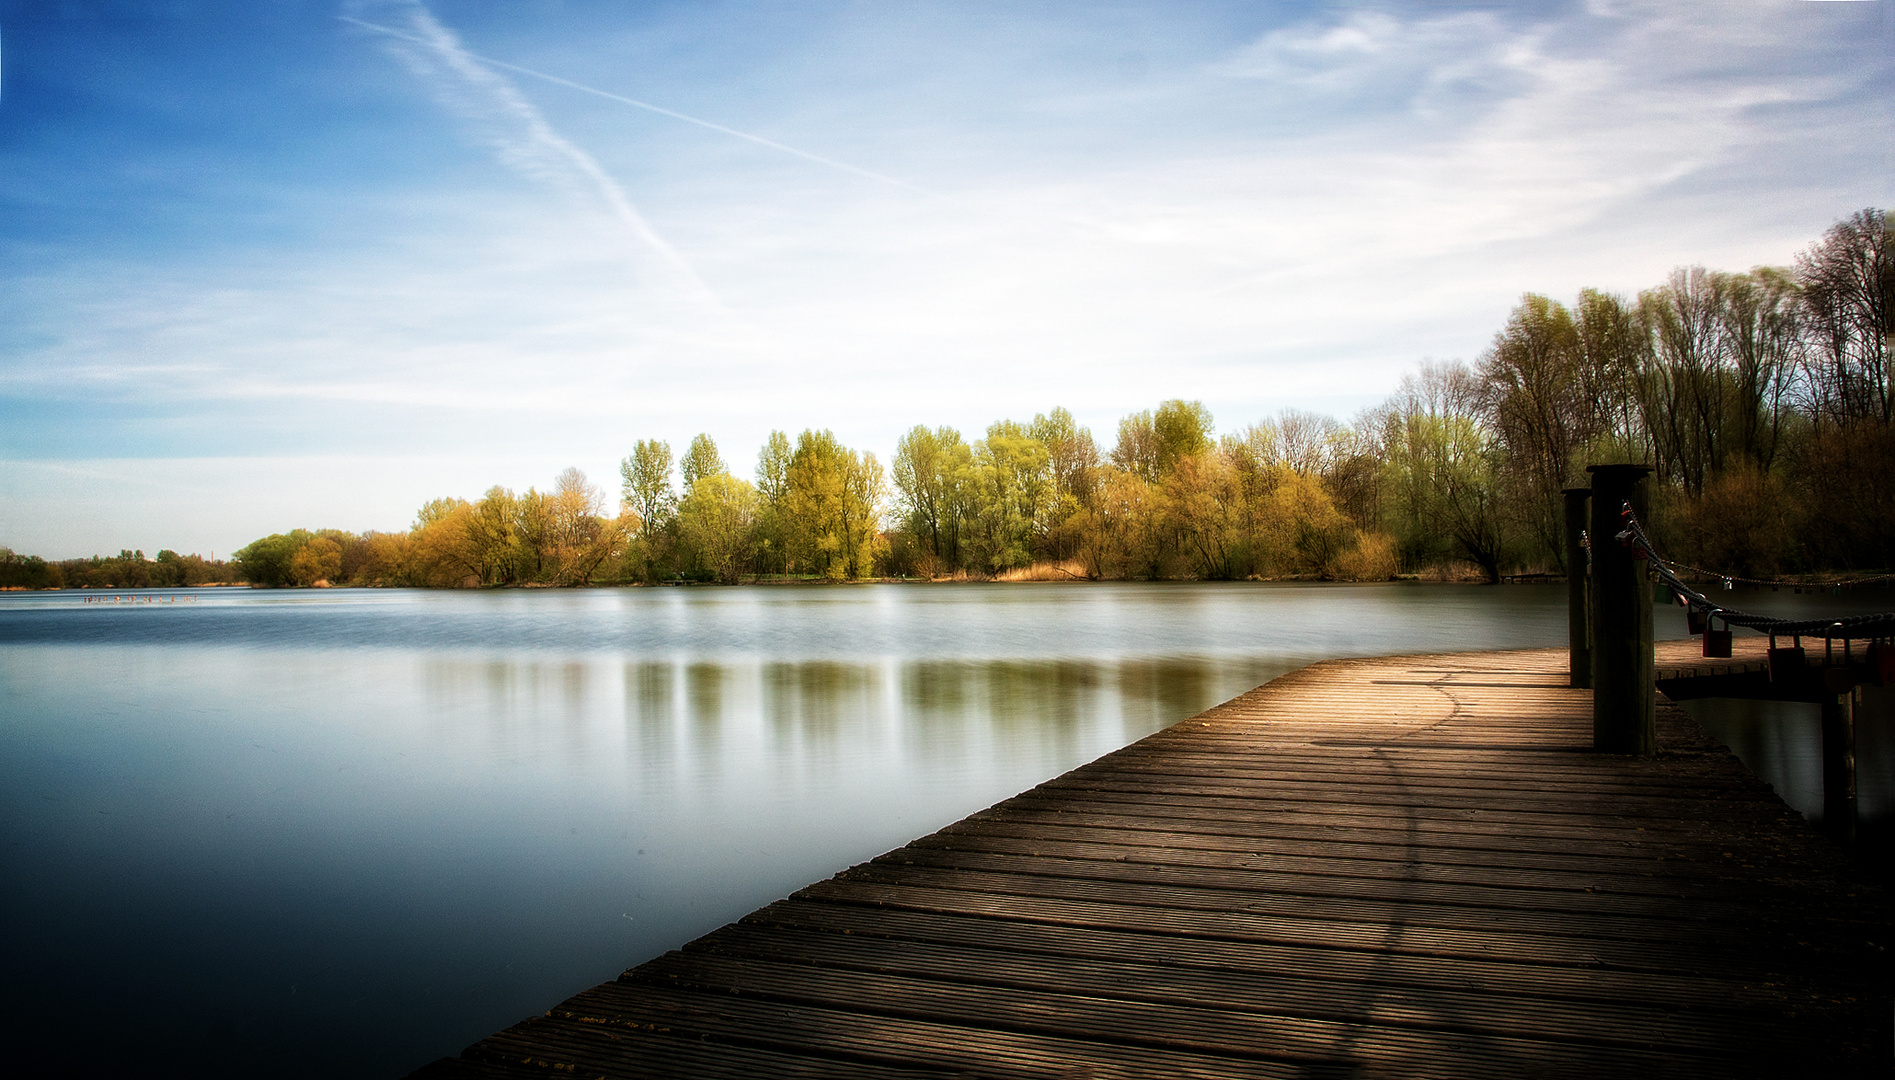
0, 580, 1885, 1077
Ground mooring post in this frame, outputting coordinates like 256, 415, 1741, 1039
1821, 685, 1858, 844
1588, 464, 1654, 754
1563, 487, 1592, 689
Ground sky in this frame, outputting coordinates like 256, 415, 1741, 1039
0, 0, 1890, 559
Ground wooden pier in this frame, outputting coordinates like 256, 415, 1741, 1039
412, 640, 1889, 1079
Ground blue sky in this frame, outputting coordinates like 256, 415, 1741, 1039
1, 0, 1890, 558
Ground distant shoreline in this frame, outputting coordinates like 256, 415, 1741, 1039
12, 573, 1892, 594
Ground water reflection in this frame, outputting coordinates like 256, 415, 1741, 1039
1681, 684, 1895, 826
413, 654, 1282, 796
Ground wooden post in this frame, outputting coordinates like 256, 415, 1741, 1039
1821, 686, 1858, 845
1563, 487, 1592, 689
1588, 464, 1654, 754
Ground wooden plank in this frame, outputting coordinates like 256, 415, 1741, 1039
803, 865, 1869, 972
739, 898, 1800, 1011
559, 979, 1324, 1080
412, 645, 1889, 1079
620, 950, 1782, 1079
955, 804, 1820, 862
926, 816, 1804, 881
461, 1016, 966, 1080
890, 831, 1855, 907
682, 920, 1795, 1053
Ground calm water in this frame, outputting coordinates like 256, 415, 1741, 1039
0, 581, 1882, 1077
1681, 684, 1895, 829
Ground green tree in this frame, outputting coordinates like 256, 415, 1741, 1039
892, 424, 972, 572
1071, 467, 1164, 579
619, 440, 677, 580
1380, 364, 1509, 581
1165, 450, 1244, 578
619, 439, 676, 540
1571, 287, 1651, 464
1110, 410, 1160, 481
233, 531, 314, 587
1152, 399, 1214, 475
676, 473, 760, 582
0, 549, 58, 589
680, 434, 725, 493
1030, 407, 1100, 509
783, 430, 884, 580
965, 421, 1054, 573
1028, 407, 1098, 563
1110, 400, 1210, 482
754, 430, 793, 575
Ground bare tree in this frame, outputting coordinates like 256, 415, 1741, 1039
1796, 208, 1891, 426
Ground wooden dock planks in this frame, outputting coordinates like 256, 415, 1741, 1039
410, 644, 1889, 1079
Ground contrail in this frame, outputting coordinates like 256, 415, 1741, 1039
345, 3, 713, 298
340, 14, 943, 201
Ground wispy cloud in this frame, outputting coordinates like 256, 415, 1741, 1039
342, 0, 713, 300
1187, 3, 1866, 287
343, 11, 942, 203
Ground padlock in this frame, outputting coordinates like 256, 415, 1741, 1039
1768, 645, 1805, 683
1871, 641, 1895, 688
1703, 622, 1732, 658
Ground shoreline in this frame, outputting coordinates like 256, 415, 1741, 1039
12, 573, 1892, 594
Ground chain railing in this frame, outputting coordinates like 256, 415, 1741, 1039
1614, 504, 1895, 642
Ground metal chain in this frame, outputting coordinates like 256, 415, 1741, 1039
1614, 503, 1895, 641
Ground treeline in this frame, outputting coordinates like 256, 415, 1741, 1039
232, 468, 630, 587
210, 206, 1895, 587
0, 548, 235, 590
1429, 206, 1892, 578
231, 433, 889, 587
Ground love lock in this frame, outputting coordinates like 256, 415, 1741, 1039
1702, 614, 1732, 659
1870, 641, 1895, 688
